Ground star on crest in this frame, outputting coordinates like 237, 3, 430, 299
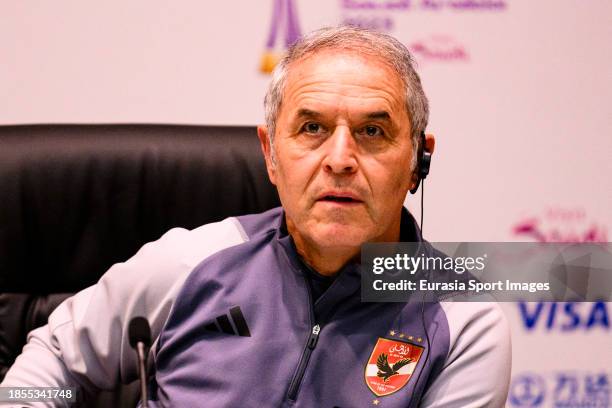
389, 330, 396, 336
373, 399, 380, 405
399, 333, 405, 338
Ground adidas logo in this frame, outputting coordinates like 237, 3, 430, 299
204, 306, 251, 337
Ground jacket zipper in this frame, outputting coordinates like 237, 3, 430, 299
286, 269, 321, 402
287, 324, 320, 401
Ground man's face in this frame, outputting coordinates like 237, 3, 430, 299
259, 50, 415, 253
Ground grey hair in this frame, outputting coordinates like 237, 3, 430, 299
263, 25, 429, 170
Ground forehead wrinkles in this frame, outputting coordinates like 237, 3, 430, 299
281, 51, 406, 120
291, 82, 398, 112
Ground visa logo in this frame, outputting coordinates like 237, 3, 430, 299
518, 302, 609, 331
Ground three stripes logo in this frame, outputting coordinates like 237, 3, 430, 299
204, 306, 251, 337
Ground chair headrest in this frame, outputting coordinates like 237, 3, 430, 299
0, 124, 280, 292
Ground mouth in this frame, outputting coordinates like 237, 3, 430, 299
317, 193, 363, 205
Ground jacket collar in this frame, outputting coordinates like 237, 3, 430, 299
273, 207, 427, 320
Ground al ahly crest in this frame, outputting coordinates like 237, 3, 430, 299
365, 338, 425, 397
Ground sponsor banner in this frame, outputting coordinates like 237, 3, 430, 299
517, 302, 610, 332
508, 371, 610, 408
501, 302, 611, 407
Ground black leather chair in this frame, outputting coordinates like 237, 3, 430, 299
0, 124, 280, 406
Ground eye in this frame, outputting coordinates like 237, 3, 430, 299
301, 122, 324, 135
359, 125, 385, 138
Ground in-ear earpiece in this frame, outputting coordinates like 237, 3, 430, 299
410, 131, 431, 194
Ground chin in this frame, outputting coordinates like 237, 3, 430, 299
308, 222, 372, 249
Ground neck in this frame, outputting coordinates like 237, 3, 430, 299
291, 235, 359, 277
286, 217, 402, 277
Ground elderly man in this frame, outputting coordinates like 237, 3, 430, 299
2, 26, 510, 407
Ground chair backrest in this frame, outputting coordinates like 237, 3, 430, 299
0, 124, 280, 384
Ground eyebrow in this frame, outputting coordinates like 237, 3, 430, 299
295, 109, 322, 119
366, 111, 392, 122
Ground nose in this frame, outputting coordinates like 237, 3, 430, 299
322, 127, 358, 175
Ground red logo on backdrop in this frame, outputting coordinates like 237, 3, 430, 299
513, 207, 608, 243
409, 35, 469, 62
365, 338, 424, 397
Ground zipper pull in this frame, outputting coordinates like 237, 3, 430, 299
308, 324, 321, 349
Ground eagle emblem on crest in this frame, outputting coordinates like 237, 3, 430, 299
376, 353, 412, 382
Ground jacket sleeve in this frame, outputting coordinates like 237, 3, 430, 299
0, 218, 247, 407
419, 301, 512, 408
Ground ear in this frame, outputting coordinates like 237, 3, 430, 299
424, 133, 435, 155
257, 125, 277, 185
